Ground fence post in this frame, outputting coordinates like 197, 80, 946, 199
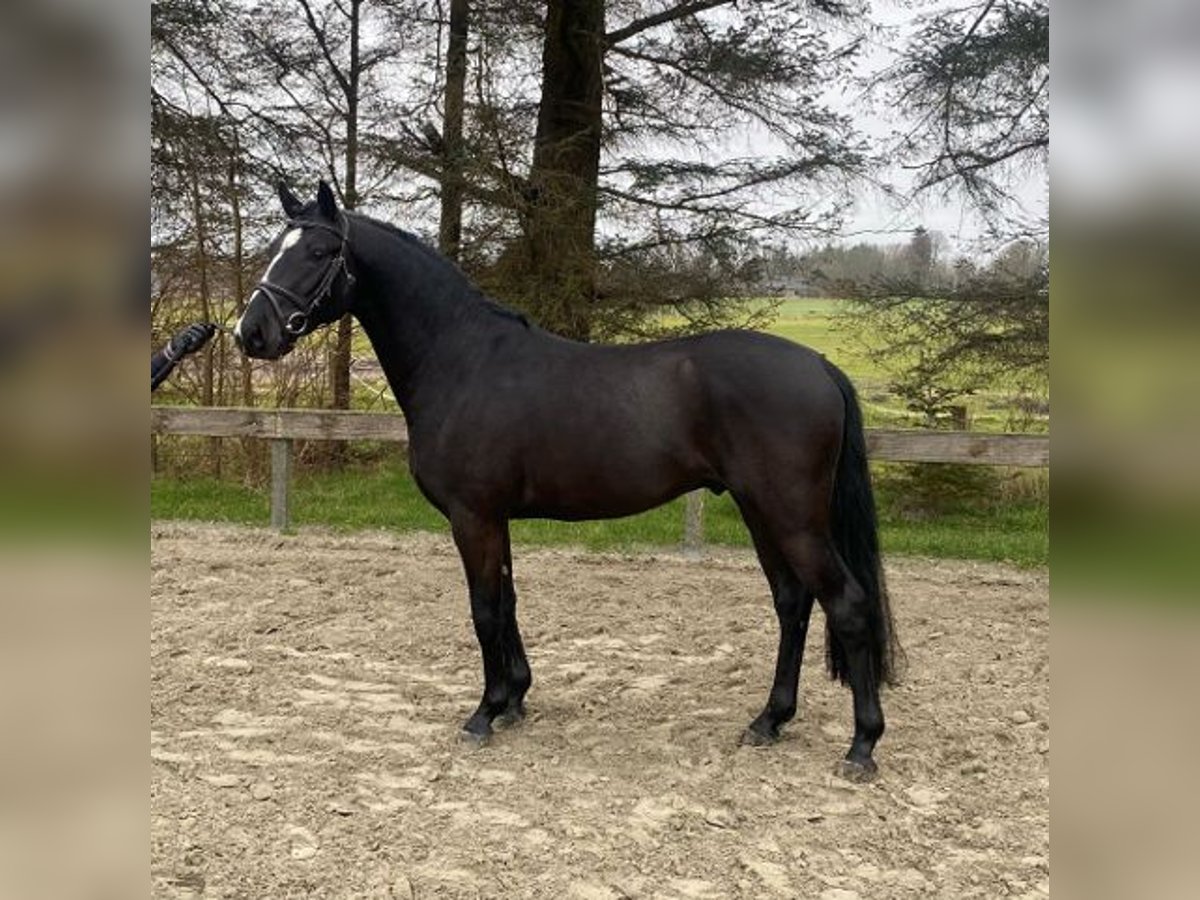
270, 438, 292, 532
683, 490, 705, 558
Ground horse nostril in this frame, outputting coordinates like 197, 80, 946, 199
239, 325, 265, 356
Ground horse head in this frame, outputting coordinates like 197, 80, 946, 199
235, 179, 356, 359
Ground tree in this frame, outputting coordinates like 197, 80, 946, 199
887, 0, 1048, 221
841, 0, 1049, 426
437, 0, 471, 260
151, 0, 876, 439
905, 226, 934, 283
402, 0, 872, 340
234, 0, 423, 410
845, 244, 1049, 426
594, 1, 870, 339
519, 0, 606, 339
153, 2, 235, 404
153, 0, 445, 416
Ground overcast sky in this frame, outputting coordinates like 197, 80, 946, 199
690, 1, 1047, 253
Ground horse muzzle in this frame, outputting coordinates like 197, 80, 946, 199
234, 315, 293, 360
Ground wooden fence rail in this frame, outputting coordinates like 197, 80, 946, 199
152, 406, 1049, 541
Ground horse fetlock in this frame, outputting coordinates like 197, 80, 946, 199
860, 712, 885, 744
766, 689, 797, 723
510, 664, 532, 698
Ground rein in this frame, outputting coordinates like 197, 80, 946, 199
253, 215, 354, 337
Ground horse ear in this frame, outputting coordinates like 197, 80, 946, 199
316, 179, 339, 220
277, 181, 304, 218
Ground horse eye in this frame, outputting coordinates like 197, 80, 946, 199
311, 247, 327, 259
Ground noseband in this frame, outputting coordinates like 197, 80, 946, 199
255, 215, 355, 337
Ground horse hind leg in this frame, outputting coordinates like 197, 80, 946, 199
779, 530, 886, 780
738, 501, 817, 747
741, 567, 816, 747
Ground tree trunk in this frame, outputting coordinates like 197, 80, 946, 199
187, 158, 220, 475
229, 141, 253, 410
229, 134, 262, 481
331, 0, 363, 414
524, 0, 605, 340
439, 0, 470, 261
187, 165, 213, 407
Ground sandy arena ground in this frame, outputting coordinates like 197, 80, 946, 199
151, 522, 1049, 899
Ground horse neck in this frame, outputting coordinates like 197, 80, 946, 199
348, 217, 490, 417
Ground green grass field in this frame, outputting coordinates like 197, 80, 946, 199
753, 299, 1047, 432
151, 461, 1048, 567
153, 298, 1049, 567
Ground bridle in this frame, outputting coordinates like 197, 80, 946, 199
254, 215, 355, 338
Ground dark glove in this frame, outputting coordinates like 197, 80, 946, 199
166, 322, 216, 360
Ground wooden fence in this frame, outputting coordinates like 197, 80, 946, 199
152, 406, 1050, 541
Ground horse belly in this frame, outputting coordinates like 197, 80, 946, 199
515, 440, 706, 521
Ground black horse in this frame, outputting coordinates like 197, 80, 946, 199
236, 180, 900, 778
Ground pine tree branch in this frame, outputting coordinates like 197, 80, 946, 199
605, 0, 734, 47
294, 0, 352, 97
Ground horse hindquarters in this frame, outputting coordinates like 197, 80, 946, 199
734, 358, 898, 777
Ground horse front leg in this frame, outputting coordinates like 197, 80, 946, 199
451, 513, 528, 743
496, 534, 532, 726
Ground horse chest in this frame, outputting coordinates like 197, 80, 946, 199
405, 434, 449, 506
407, 422, 508, 506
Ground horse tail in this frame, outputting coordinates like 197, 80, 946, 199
821, 358, 902, 688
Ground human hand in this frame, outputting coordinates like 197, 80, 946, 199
167, 322, 216, 359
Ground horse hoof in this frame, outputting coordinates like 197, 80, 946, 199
835, 758, 878, 783
494, 707, 526, 730
459, 727, 491, 748
740, 726, 777, 747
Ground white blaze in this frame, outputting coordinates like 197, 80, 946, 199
235, 228, 303, 338
264, 228, 303, 280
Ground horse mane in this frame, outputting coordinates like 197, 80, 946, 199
350, 212, 530, 329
